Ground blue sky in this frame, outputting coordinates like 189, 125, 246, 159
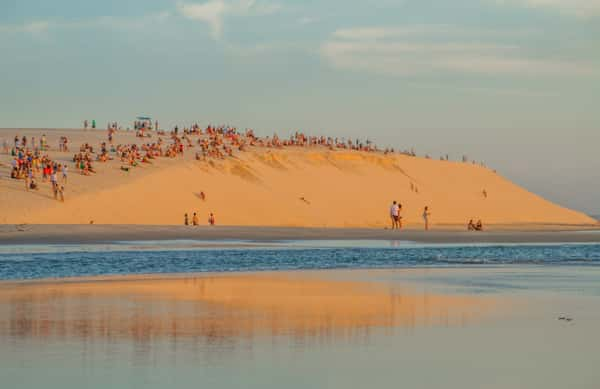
1, 0, 599, 214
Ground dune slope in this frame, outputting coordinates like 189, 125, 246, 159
0, 129, 595, 227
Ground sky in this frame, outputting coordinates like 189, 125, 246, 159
1, 0, 599, 215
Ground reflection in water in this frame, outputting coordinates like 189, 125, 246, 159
0, 273, 494, 347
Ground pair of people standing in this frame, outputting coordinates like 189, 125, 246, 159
184, 213, 200, 226
389, 201, 403, 229
389, 202, 431, 231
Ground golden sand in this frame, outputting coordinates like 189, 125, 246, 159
0, 128, 595, 227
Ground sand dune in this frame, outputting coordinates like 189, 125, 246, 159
0, 128, 595, 227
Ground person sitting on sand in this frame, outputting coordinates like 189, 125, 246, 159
475, 220, 483, 231
208, 213, 215, 226
468, 219, 476, 231
29, 178, 38, 190
192, 212, 199, 226
423, 206, 431, 231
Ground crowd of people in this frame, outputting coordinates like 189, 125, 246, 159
6, 134, 67, 201
4, 122, 490, 225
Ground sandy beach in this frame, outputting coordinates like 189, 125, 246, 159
1, 223, 599, 245
2, 128, 597, 229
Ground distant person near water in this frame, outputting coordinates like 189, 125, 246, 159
184, 213, 189, 226
192, 212, 199, 226
389, 201, 399, 229
397, 203, 403, 229
468, 219, 484, 231
423, 206, 431, 231
208, 213, 215, 226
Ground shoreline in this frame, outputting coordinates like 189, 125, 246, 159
1, 224, 599, 245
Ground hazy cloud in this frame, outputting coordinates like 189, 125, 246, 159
321, 26, 598, 77
0, 12, 170, 36
495, 0, 600, 17
178, 0, 281, 40
0, 20, 51, 35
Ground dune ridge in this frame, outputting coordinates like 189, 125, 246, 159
0, 129, 595, 228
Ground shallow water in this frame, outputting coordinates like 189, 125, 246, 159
0, 241, 599, 280
1, 267, 600, 389
1, 243, 600, 388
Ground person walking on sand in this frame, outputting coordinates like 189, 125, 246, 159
422, 206, 431, 231
62, 164, 68, 183
389, 201, 399, 229
208, 213, 215, 226
50, 171, 58, 199
192, 212, 199, 226
184, 213, 189, 226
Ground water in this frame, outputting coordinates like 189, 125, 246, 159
2, 241, 600, 388
1, 240, 599, 280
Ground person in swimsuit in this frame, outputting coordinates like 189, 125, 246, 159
423, 206, 431, 231
389, 201, 399, 229
397, 203, 403, 229
184, 213, 189, 226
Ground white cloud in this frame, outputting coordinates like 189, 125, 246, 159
495, 0, 600, 17
178, 0, 281, 40
321, 26, 598, 77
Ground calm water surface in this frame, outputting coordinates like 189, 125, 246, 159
1, 241, 600, 388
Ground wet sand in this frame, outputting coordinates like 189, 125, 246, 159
0, 223, 599, 245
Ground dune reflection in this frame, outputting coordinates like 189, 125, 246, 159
0, 274, 495, 343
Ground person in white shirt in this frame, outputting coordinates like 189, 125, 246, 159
61, 165, 68, 183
